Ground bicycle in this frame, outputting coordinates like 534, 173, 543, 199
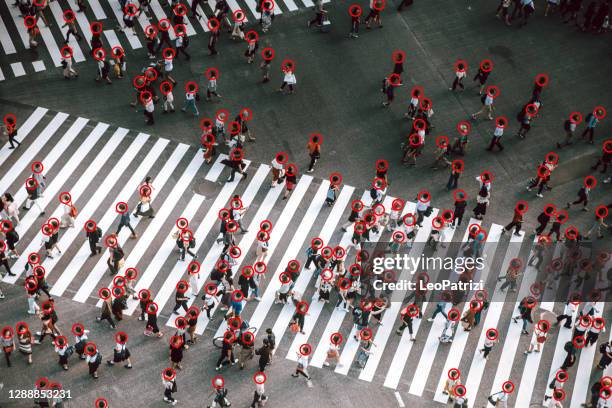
212, 327, 258, 348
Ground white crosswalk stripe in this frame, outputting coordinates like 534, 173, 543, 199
2, 107, 610, 408
50, 137, 171, 297
383, 218, 481, 390
0, 0, 322, 80
431, 225, 506, 402
0, 11, 17, 54
72, 143, 189, 302
280, 184, 356, 360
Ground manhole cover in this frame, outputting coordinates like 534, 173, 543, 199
195, 179, 223, 197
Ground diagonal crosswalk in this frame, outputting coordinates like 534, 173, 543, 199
1, 105, 610, 408
0, 0, 326, 81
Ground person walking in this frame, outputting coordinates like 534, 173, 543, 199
96, 290, 116, 329
260, 49, 273, 83
107, 332, 132, 368
278, 65, 297, 94
486, 116, 506, 151
86, 220, 103, 257
566, 183, 591, 212
582, 107, 603, 144
558, 112, 581, 148
2, 327, 15, 367
471, 86, 497, 120
3, 116, 21, 149
116, 204, 137, 239
134, 177, 155, 218
162, 368, 178, 405
501, 203, 525, 236
181, 84, 199, 116
449, 61, 467, 92
307, 135, 321, 173
206, 71, 222, 101
85, 343, 102, 379
349, 4, 361, 37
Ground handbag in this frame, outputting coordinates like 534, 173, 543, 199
118, 258, 126, 269
290, 322, 300, 333
487, 396, 497, 406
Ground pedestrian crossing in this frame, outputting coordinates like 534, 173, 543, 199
0, 0, 323, 81
1, 106, 611, 407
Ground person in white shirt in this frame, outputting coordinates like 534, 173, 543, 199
1, 193, 20, 225
292, 352, 312, 381
449, 61, 467, 91
415, 195, 430, 227
161, 82, 175, 113
471, 88, 496, 121
143, 94, 155, 125
278, 68, 297, 94
181, 89, 199, 116
163, 56, 176, 84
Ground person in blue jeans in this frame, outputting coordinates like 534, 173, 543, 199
428, 302, 449, 322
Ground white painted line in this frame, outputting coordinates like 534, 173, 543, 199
513, 244, 564, 408
485, 235, 545, 403
6, 121, 106, 241
3, 0, 30, 48
87, 0, 107, 19
7, 108, 50, 162
72, 143, 189, 302
336, 199, 429, 376
123, 193, 206, 315
49, 1, 87, 62
394, 391, 405, 408
65, 0, 94, 48
32, 60, 45, 72
569, 304, 605, 408
51, 138, 169, 297
207, 175, 310, 337
9, 62, 25, 76
41, 130, 145, 278
205, 153, 227, 181
151, 160, 252, 317
278, 0, 297, 11
0, 12, 17, 53
11, 117, 89, 208
0, 67, 4, 81
422, 224, 503, 399
193, 4, 211, 32
300, 0, 314, 8
384, 219, 481, 390
103, 30, 121, 49
0, 112, 68, 194
240, 0, 259, 20
272, 182, 352, 354
163, 162, 264, 328
3, 123, 120, 284
106, 0, 143, 49
362, 210, 458, 383
9, 62, 25, 77
149, 0, 177, 40
309, 195, 391, 368
94, 153, 205, 308
36, 20, 64, 67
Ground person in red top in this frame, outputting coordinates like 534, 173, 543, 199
502, 205, 525, 236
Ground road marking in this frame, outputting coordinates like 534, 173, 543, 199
273, 182, 352, 355
32, 60, 45, 72
51, 137, 169, 297
0, 107, 47, 166
394, 391, 405, 408
71, 142, 188, 301
384, 219, 481, 390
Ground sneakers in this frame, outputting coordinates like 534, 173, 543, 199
427, 318, 434, 322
